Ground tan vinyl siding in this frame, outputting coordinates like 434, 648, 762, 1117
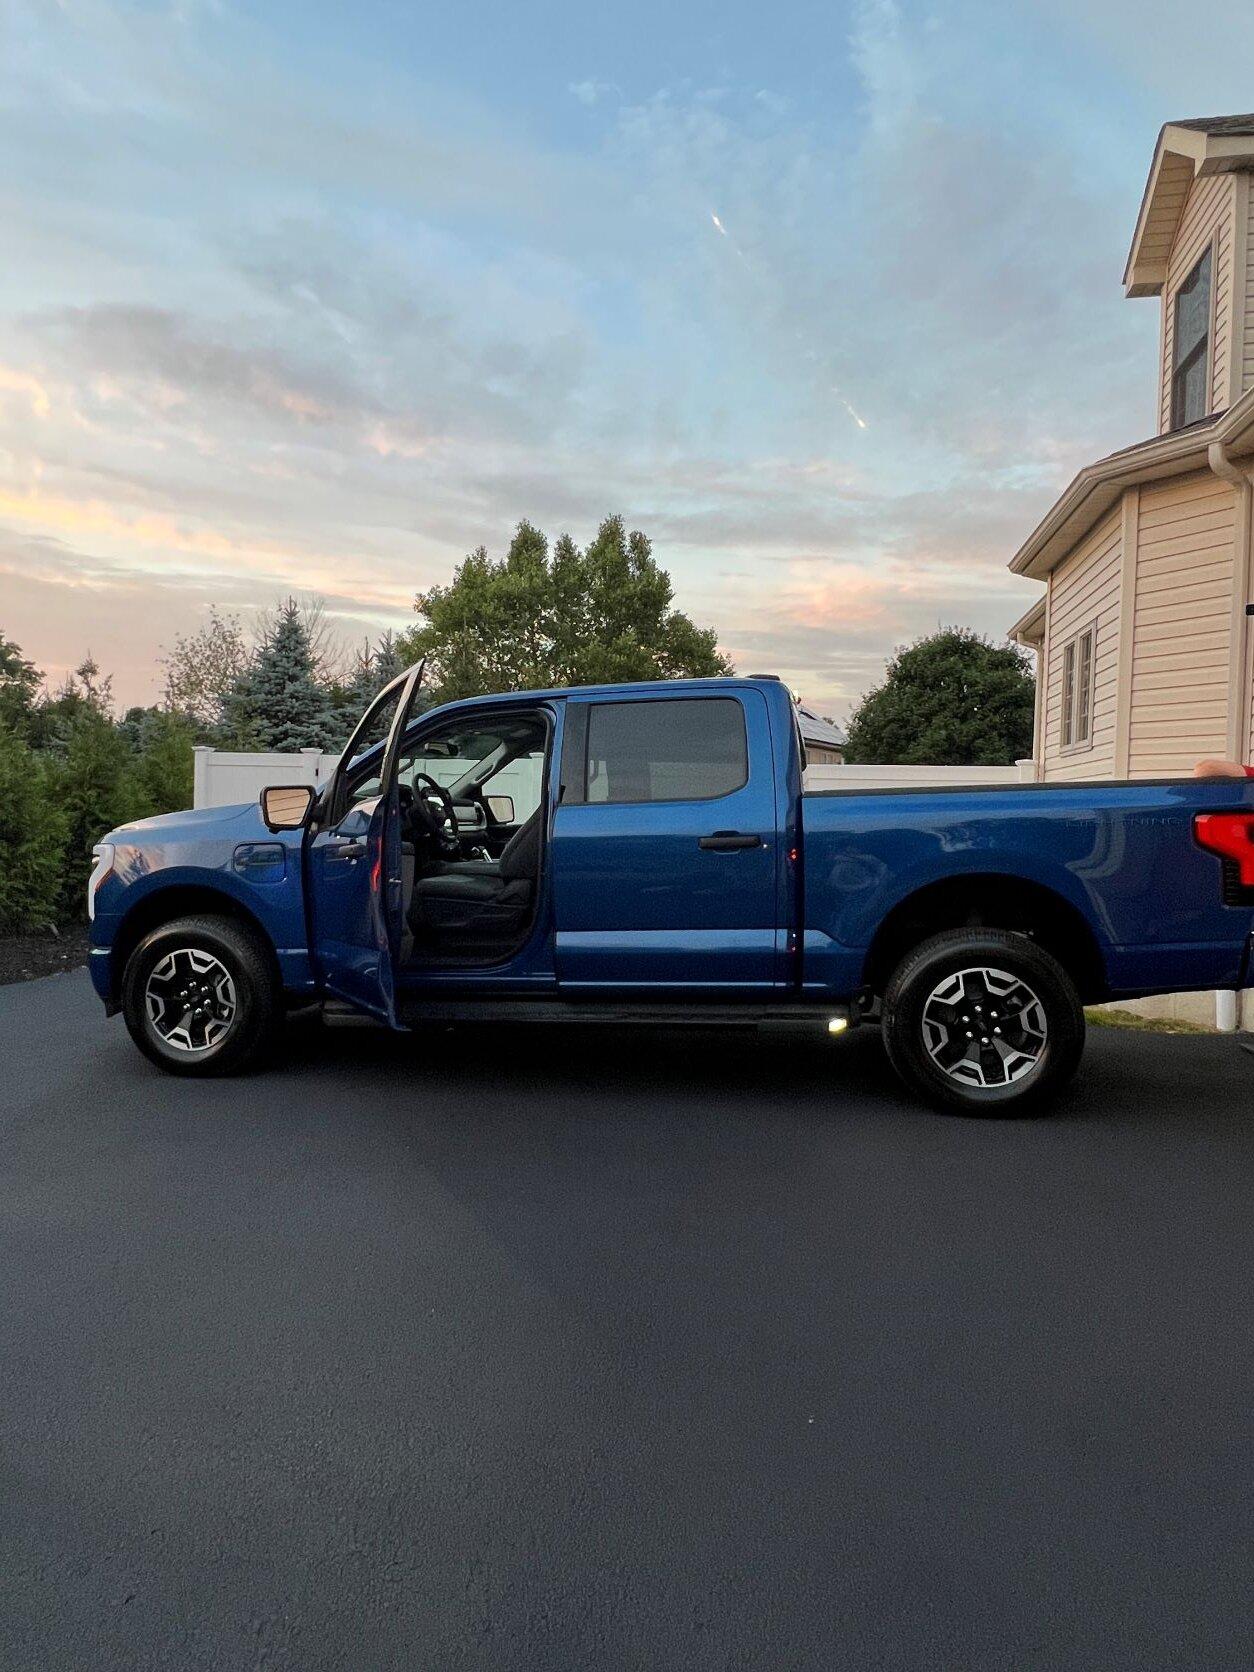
1242, 174, 1254, 400
1127, 471, 1235, 776
1158, 173, 1235, 432
1040, 509, 1121, 780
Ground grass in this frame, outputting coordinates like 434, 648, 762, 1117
1085, 1007, 1212, 1035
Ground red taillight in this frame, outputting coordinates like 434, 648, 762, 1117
1194, 812, 1254, 888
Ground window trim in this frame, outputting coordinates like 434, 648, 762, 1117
1169, 239, 1215, 431
1059, 623, 1096, 754
580, 694, 750, 807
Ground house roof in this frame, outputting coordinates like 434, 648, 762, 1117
1125, 115, 1254, 297
796, 705, 846, 749
1169, 114, 1254, 136
1008, 382, 1254, 580
1007, 596, 1046, 647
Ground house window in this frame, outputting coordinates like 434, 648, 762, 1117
1061, 626, 1095, 750
1170, 245, 1212, 429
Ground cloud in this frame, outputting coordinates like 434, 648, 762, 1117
569, 79, 616, 108
0, 0, 1171, 715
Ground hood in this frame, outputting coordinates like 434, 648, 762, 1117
107, 801, 255, 842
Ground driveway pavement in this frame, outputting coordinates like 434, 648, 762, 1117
4, 971, 1254, 1671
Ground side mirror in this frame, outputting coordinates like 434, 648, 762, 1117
261, 784, 316, 831
486, 794, 515, 824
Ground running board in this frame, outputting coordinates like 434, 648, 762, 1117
389, 996, 856, 1032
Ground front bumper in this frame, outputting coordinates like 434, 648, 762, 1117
88, 946, 117, 1011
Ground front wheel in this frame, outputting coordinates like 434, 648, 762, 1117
881, 929, 1085, 1114
121, 914, 277, 1076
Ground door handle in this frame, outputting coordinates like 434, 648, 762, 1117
327, 839, 366, 861
698, 831, 763, 851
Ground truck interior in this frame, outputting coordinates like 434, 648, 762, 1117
340, 707, 551, 966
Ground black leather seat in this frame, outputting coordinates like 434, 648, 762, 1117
409, 809, 541, 940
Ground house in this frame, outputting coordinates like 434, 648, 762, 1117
796, 704, 846, 764
1009, 115, 1254, 781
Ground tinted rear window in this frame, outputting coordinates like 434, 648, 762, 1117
585, 697, 748, 804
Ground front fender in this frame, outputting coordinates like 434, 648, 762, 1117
90, 819, 313, 1005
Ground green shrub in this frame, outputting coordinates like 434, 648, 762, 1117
54, 709, 153, 922
132, 709, 197, 814
0, 724, 68, 932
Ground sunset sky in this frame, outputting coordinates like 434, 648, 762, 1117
3, 0, 1251, 717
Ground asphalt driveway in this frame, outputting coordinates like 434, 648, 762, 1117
4, 972, 1254, 1671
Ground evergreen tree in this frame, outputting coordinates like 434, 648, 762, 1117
0, 723, 68, 932
0, 631, 42, 741
31, 654, 114, 752
328, 641, 384, 744
373, 630, 404, 687
843, 628, 1036, 766
54, 708, 152, 921
222, 597, 336, 750
131, 708, 197, 813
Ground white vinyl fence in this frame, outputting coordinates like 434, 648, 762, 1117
193, 746, 543, 820
804, 761, 1035, 792
193, 747, 338, 810
193, 746, 1036, 811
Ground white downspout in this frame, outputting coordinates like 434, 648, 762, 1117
1206, 441, 1253, 1032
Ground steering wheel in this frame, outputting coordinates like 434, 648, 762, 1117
408, 772, 461, 857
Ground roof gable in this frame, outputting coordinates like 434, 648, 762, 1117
1124, 116, 1254, 297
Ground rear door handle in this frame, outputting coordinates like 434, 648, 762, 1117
698, 831, 763, 851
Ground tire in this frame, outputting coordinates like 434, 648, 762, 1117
121, 914, 278, 1077
881, 928, 1085, 1115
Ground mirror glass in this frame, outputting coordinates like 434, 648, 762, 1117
261, 784, 316, 830
486, 794, 515, 824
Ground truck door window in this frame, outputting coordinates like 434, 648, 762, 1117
397, 714, 547, 820
585, 697, 748, 804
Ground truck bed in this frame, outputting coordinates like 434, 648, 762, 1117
799, 777, 1254, 1002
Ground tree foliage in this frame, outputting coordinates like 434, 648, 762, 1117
327, 631, 409, 742
843, 628, 1035, 766
221, 597, 336, 750
0, 632, 202, 928
0, 631, 41, 741
397, 517, 732, 699
55, 708, 152, 922
161, 607, 249, 731
127, 708, 199, 814
0, 724, 67, 932
0, 535, 729, 929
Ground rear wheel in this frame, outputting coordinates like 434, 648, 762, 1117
121, 914, 277, 1076
881, 928, 1085, 1114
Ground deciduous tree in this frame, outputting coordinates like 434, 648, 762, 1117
161, 607, 249, 731
398, 517, 731, 698
843, 628, 1035, 766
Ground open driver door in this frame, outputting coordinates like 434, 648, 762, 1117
306, 662, 425, 1024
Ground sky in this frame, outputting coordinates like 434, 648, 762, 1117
3, 0, 1254, 719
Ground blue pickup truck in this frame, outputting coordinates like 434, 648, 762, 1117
87, 671, 1254, 1112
